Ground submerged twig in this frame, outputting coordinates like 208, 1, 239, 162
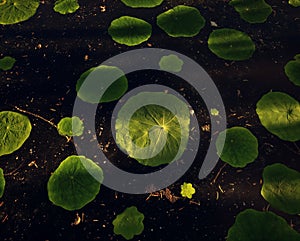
211, 163, 227, 184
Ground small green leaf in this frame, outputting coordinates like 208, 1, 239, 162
57, 116, 84, 137
227, 209, 300, 241
115, 92, 190, 167
159, 54, 184, 72
229, 0, 273, 23
47, 155, 103, 211
216, 127, 258, 167
0, 168, 5, 198
208, 28, 256, 61
0, 56, 16, 71
0, 111, 32, 156
108, 16, 152, 46
210, 108, 219, 116
53, 0, 79, 14
180, 182, 195, 199
113, 206, 144, 240
284, 54, 300, 86
157, 5, 206, 37
261, 163, 300, 215
0, 0, 39, 25
120, 0, 163, 8
289, 0, 300, 7
256, 92, 300, 142
76, 65, 128, 104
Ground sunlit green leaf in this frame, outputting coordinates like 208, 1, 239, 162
157, 5, 206, 37
53, 0, 79, 15
289, 0, 300, 7
159, 54, 184, 72
113, 206, 144, 240
256, 92, 300, 141
120, 0, 163, 8
284, 54, 300, 86
0, 168, 5, 198
261, 163, 300, 215
57, 116, 84, 137
108, 16, 152, 46
0, 111, 32, 156
208, 28, 255, 61
47, 155, 103, 211
0, 56, 16, 71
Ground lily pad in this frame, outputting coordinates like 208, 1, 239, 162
0, 168, 5, 198
47, 155, 103, 211
76, 65, 128, 104
261, 163, 300, 215
54, 0, 79, 15
120, 0, 163, 8
0, 111, 32, 156
57, 116, 84, 137
180, 182, 196, 199
227, 209, 300, 241
208, 28, 256, 61
0, 56, 16, 71
216, 127, 258, 168
210, 108, 220, 116
289, 0, 300, 7
108, 16, 152, 46
229, 0, 273, 23
256, 92, 300, 142
284, 54, 300, 86
159, 54, 184, 72
156, 5, 206, 37
115, 92, 190, 167
113, 206, 144, 240
0, 0, 39, 25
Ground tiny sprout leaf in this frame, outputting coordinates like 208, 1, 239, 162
210, 108, 219, 116
108, 16, 152, 46
229, 0, 272, 23
0, 168, 5, 198
227, 209, 300, 241
261, 163, 300, 215
159, 54, 184, 72
47, 155, 103, 211
120, 0, 164, 8
157, 5, 206, 37
256, 92, 300, 141
180, 182, 195, 199
216, 127, 258, 167
0, 0, 39, 25
208, 28, 255, 61
57, 116, 84, 137
115, 92, 190, 167
284, 54, 300, 86
76, 65, 128, 104
54, 0, 79, 15
289, 0, 300, 7
113, 206, 144, 240
0, 56, 16, 71
0, 111, 32, 156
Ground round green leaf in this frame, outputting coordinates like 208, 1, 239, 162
256, 92, 300, 142
54, 0, 79, 15
284, 54, 300, 86
0, 168, 5, 198
159, 54, 184, 72
57, 116, 84, 137
261, 163, 300, 215
120, 0, 163, 8
229, 0, 272, 23
115, 92, 190, 167
76, 65, 128, 104
0, 111, 32, 156
108, 16, 152, 46
47, 155, 103, 211
0, 0, 39, 25
227, 209, 300, 241
216, 127, 258, 168
180, 182, 196, 199
289, 0, 300, 7
208, 28, 256, 61
113, 206, 144, 240
156, 5, 206, 37
0, 56, 16, 71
